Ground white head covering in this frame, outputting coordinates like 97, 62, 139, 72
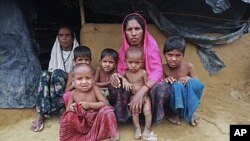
48, 37, 79, 73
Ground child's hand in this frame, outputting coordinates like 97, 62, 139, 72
165, 77, 176, 84
69, 103, 76, 112
79, 102, 90, 109
179, 76, 190, 85
122, 78, 132, 91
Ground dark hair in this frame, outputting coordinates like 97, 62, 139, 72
163, 36, 186, 55
73, 46, 92, 60
57, 25, 75, 39
123, 14, 145, 33
100, 48, 119, 63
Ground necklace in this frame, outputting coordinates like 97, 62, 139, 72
61, 49, 72, 71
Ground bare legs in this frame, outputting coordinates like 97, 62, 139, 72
132, 96, 152, 139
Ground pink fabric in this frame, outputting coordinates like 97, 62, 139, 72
118, 13, 163, 81
59, 104, 118, 141
63, 91, 71, 107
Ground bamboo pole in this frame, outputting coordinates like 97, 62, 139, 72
79, 0, 85, 25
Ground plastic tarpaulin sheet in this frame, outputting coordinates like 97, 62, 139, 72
0, 0, 41, 108
83, 0, 250, 74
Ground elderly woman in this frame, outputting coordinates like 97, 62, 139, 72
108, 13, 171, 125
31, 25, 79, 132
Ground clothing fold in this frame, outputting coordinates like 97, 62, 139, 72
169, 78, 204, 122
59, 104, 117, 141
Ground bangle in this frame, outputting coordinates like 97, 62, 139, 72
144, 84, 150, 90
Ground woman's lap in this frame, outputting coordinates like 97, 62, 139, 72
36, 69, 67, 115
150, 81, 171, 123
108, 81, 171, 123
107, 85, 131, 122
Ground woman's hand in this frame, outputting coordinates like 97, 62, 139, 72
110, 73, 122, 88
129, 90, 144, 115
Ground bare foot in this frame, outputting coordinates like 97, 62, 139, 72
168, 114, 180, 125
142, 131, 157, 141
190, 113, 199, 126
30, 115, 45, 132
142, 128, 151, 139
134, 127, 142, 139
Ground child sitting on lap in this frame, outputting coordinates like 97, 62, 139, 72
121, 47, 156, 140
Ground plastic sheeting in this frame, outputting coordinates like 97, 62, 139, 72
82, 0, 250, 74
0, 0, 41, 108
137, 0, 250, 74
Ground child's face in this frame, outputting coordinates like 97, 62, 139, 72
74, 56, 92, 65
100, 56, 116, 73
125, 54, 143, 73
72, 67, 94, 92
164, 49, 183, 68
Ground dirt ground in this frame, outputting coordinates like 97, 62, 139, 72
0, 24, 250, 141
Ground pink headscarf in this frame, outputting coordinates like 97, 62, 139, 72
118, 13, 163, 81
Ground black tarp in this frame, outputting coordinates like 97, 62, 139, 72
0, 0, 41, 108
1, 0, 250, 108
82, 0, 250, 74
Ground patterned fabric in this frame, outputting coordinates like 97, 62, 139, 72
149, 81, 171, 123
117, 13, 163, 81
36, 69, 67, 115
107, 85, 131, 122
169, 78, 204, 122
59, 104, 117, 141
108, 81, 173, 123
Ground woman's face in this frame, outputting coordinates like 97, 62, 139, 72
125, 19, 143, 47
58, 27, 74, 51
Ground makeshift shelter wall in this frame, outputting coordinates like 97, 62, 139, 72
0, 23, 249, 141
80, 23, 250, 85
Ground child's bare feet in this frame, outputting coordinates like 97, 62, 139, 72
142, 128, 151, 139
142, 131, 157, 141
134, 127, 142, 139
30, 115, 45, 132
190, 113, 199, 126
168, 114, 180, 125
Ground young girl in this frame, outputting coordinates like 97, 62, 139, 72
63, 46, 92, 106
59, 64, 119, 141
94, 48, 118, 97
121, 47, 156, 140
162, 36, 204, 126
